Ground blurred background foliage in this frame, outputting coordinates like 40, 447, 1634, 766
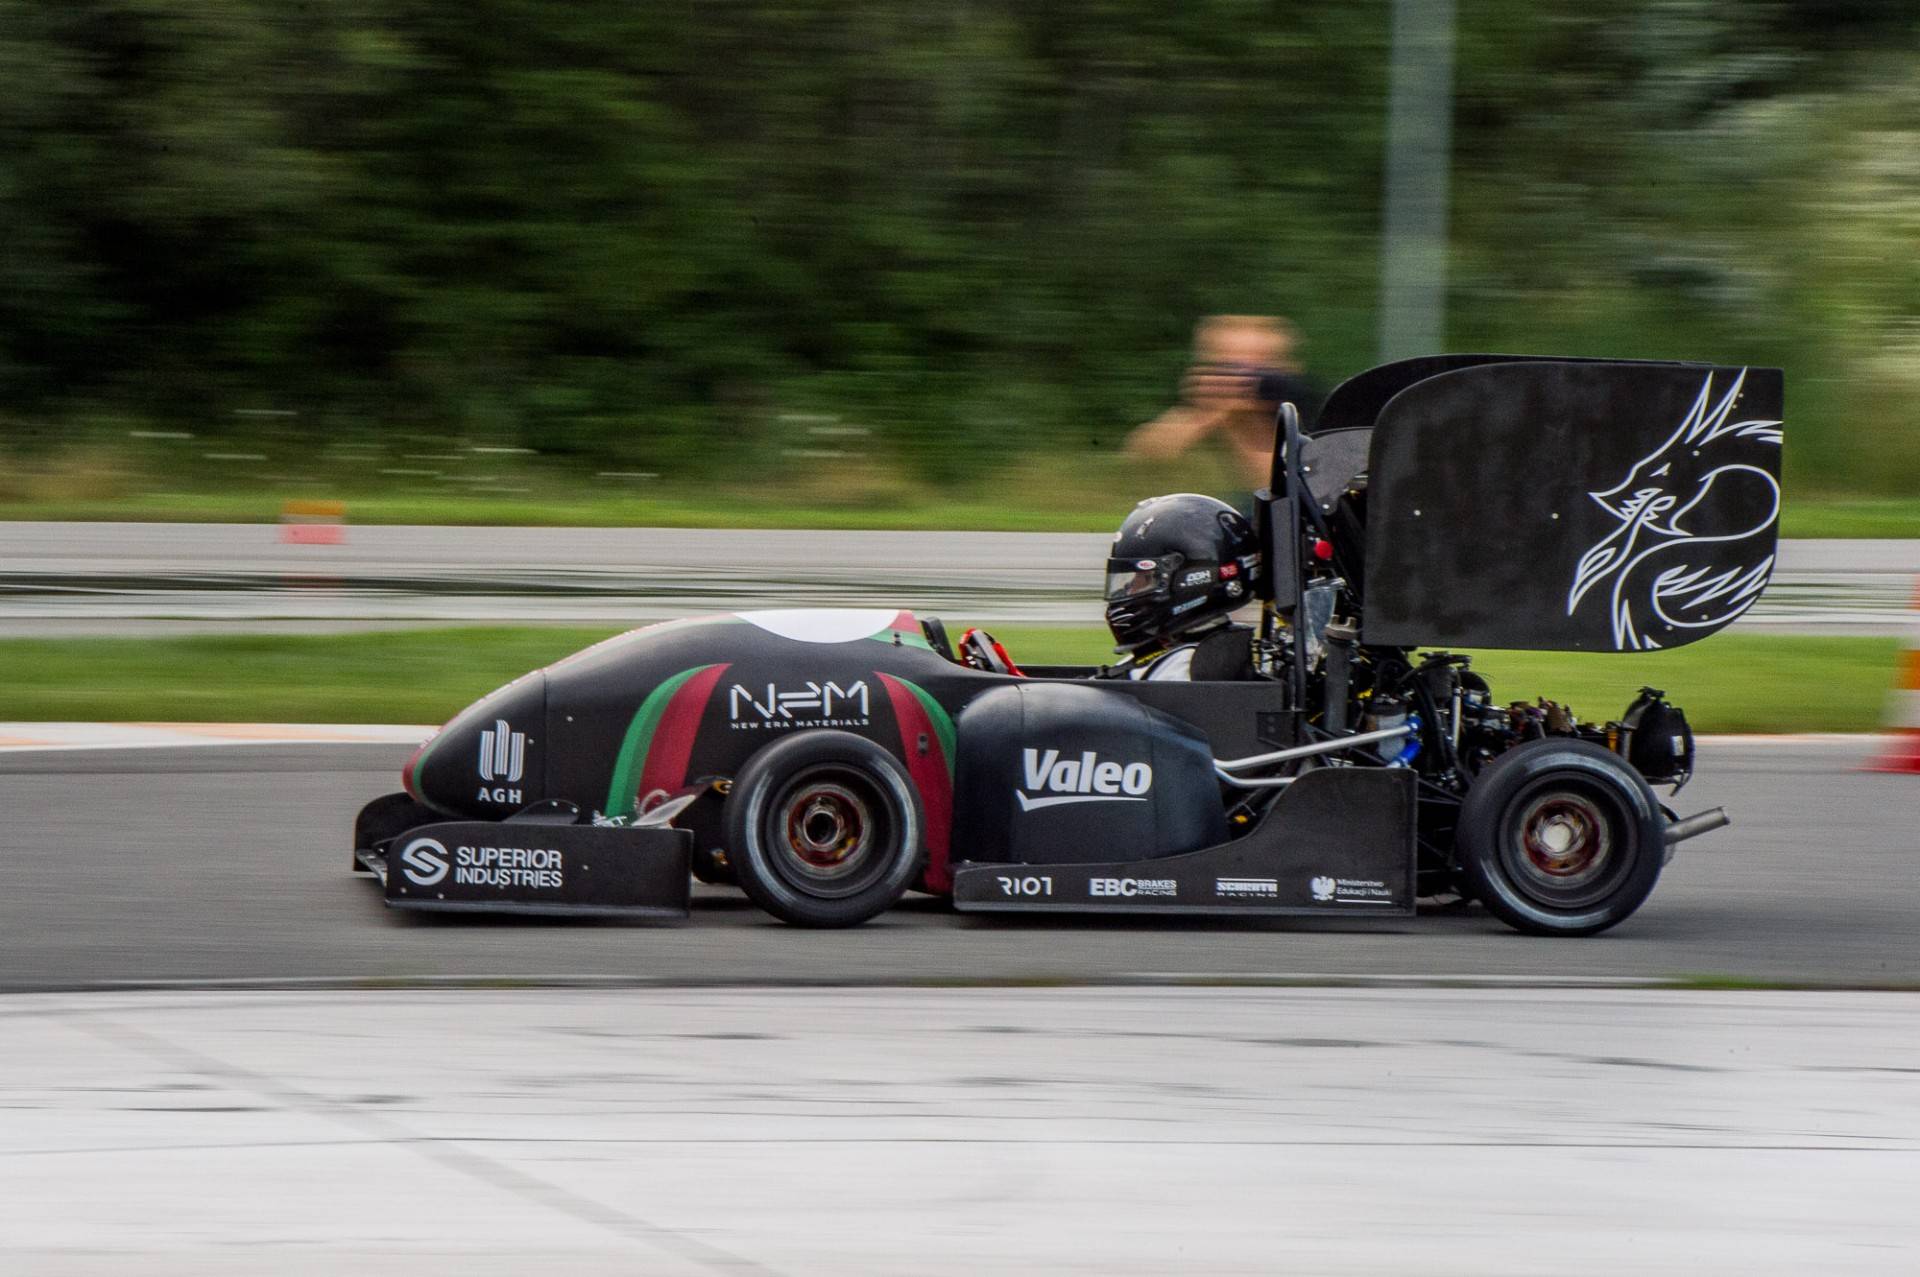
0, 0, 1916, 517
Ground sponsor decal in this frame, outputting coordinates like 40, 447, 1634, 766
1179, 567, 1215, 588
1216, 876, 1279, 899
400, 836, 450, 886
996, 874, 1053, 897
398, 835, 566, 892
1309, 875, 1394, 905
450, 844, 564, 891
478, 720, 525, 782
728, 679, 871, 730
1169, 597, 1206, 615
477, 719, 527, 803
1566, 368, 1780, 652
1091, 877, 1177, 898
1016, 748, 1153, 812
1135, 559, 1156, 570
1220, 561, 1240, 579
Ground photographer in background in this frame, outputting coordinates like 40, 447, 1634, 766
1124, 314, 1321, 489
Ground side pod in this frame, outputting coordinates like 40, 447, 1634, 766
950, 768, 1415, 916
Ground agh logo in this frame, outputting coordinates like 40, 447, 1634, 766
399, 836, 450, 887
1016, 748, 1153, 812
729, 679, 870, 729
1090, 877, 1177, 898
478, 719, 526, 803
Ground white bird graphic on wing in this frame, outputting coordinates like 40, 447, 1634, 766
1566, 369, 1782, 651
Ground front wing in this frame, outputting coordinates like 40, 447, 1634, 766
352, 793, 691, 918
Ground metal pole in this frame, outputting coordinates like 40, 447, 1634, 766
1377, 0, 1457, 363
1214, 723, 1414, 772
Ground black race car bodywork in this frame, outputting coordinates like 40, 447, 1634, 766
353, 356, 1783, 935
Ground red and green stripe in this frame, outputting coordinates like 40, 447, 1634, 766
877, 673, 956, 893
602, 663, 729, 819
871, 609, 933, 650
401, 732, 442, 808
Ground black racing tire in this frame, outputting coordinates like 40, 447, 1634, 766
1456, 738, 1666, 937
723, 730, 924, 927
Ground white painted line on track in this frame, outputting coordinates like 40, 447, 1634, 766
0, 722, 433, 752
1697, 732, 1891, 745
1118, 972, 1680, 987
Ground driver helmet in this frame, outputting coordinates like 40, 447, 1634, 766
1104, 493, 1261, 653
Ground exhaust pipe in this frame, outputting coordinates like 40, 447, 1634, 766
1665, 807, 1730, 846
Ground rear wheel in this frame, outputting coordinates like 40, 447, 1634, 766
1456, 738, 1665, 936
724, 731, 924, 927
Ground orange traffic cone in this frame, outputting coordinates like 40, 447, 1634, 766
281, 499, 346, 545
1870, 576, 1920, 773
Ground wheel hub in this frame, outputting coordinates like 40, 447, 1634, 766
1518, 794, 1609, 882
781, 782, 872, 876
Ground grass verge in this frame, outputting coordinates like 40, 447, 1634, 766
0, 489, 1135, 533
0, 450, 1912, 537
0, 628, 1896, 731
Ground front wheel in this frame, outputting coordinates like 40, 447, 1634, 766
1455, 739, 1666, 937
724, 730, 924, 927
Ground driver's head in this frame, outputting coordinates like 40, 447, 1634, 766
1104, 494, 1261, 654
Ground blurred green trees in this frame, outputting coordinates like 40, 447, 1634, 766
1, 0, 1916, 493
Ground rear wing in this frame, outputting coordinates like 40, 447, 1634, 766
1274, 357, 1784, 653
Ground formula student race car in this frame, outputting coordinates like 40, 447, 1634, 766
352, 355, 1783, 936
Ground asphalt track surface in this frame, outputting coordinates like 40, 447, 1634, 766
3, 736, 1914, 990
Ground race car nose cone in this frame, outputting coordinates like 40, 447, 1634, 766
406, 670, 548, 818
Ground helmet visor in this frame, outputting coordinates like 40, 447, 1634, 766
1104, 554, 1181, 603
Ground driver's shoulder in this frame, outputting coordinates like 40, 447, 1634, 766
1138, 644, 1199, 682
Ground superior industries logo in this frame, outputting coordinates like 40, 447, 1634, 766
729, 679, 870, 729
1016, 748, 1153, 812
399, 836, 564, 891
